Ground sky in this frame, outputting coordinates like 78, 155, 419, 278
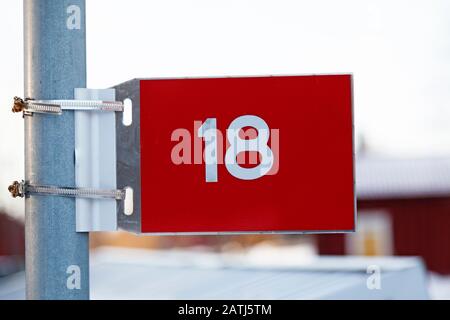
1, 0, 450, 218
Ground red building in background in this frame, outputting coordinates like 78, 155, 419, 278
0, 211, 24, 276
318, 156, 450, 274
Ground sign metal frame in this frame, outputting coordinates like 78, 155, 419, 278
114, 74, 356, 235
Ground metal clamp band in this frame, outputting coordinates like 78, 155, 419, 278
12, 96, 124, 115
8, 180, 125, 201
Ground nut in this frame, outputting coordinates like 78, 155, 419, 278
12, 96, 26, 113
8, 181, 23, 198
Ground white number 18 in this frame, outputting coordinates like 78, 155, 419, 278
197, 115, 274, 182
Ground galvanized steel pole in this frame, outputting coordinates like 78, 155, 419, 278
23, 0, 89, 299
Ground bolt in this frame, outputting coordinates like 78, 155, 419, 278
12, 96, 26, 113
8, 181, 23, 198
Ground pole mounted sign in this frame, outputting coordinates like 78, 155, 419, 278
11, 74, 355, 235
114, 75, 355, 234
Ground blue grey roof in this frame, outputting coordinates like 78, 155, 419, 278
0, 247, 429, 300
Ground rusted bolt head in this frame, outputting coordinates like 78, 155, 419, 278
8, 181, 21, 198
12, 96, 25, 113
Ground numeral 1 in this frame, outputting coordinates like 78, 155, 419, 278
197, 118, 218, 182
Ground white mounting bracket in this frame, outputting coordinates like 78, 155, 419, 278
74, 88, 118, 232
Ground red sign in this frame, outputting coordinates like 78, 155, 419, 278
116, 75, 355, 234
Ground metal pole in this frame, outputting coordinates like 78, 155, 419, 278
23, 0, 89, 299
